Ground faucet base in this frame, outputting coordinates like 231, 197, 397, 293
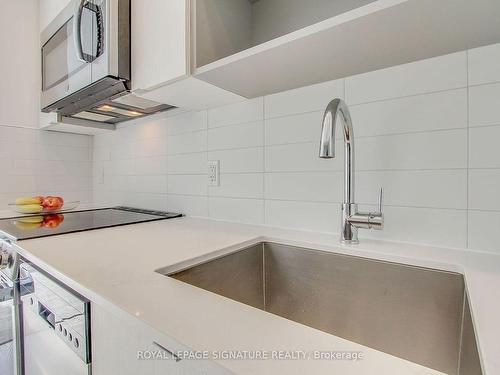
340, 238, 360, 245
340, 202, 385, 244
340, 203, 359, 243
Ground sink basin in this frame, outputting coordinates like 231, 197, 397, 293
158, 242, 482, 375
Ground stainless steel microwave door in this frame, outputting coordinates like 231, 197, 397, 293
41, 6, 93, 110
41, 17, 88, 92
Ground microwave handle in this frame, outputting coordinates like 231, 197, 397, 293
73, 0, 87, 62
73, 0, 104, 63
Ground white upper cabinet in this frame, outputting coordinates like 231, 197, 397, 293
131, 0, 245, 110
38, 0, 500, 112
131, 0, 189, 91
192, 0, 500, 98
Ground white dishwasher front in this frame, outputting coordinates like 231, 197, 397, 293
18, 259, 91, 375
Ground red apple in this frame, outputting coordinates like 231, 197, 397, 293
33, 196, 44, 204
42, 196, 64, 211
42, 214, 64, 228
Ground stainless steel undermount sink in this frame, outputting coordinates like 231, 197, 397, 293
157, 242, 482, 375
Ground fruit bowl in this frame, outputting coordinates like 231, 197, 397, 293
9, 199, 80, 214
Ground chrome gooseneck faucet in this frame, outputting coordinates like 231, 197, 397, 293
319, 98, 383, 244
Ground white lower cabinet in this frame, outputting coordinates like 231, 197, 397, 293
91, 304, 232, 375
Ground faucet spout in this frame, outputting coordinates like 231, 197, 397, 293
319, 98, 383, 244
319, 98, 355, 204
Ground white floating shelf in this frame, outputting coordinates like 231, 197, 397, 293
194, 0, 500, 98
40, 112, 116, 135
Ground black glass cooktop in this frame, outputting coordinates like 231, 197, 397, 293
0, 207, 182, 241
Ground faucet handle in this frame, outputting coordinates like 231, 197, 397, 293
370, 188, 384, 230
378, 188, 383, 213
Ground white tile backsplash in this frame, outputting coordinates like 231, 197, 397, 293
264, 172, 343, 203
356, 130, 467, 170
346, 51, 467, 104
209, 197, 264, 224
265, 142, 344, 172
265, 200, 340, 233
468, 42, 500, 86
208, 98, 263, 128
167, 175, 208, 196
208, 148, 264, 174
349, 89, 467, 137
167, 152, 207, 175
167, 195, 208, 217
468, 169, 500, 211
207, 121, 264, 151
92, 43, 500, 254
365, 206, 467, 249
265, 111, 323, 146
166, 111, 207, 135
356, 170, 467, 209
469, 126, 500, 168
469, 82, 500, 127
209, 173, 264, 199
469, 211, 500, 254
134, 156, 168, 175
167, 130, 207, 155
0, 125, 92, 207
264, 79, 344, 118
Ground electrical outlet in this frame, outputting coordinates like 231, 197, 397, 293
208, 160, 220, 186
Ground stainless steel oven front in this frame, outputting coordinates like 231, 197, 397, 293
40, 0, 130, 113
0, 236, 22, 375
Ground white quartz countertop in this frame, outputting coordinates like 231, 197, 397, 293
13, 217, 499, 374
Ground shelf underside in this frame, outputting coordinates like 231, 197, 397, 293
195, 0, 500, 98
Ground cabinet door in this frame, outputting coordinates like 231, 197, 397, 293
92, 304, 231, 375
149, 340, 231, 375
131, 0, 189, 91
91, 304, 154, 375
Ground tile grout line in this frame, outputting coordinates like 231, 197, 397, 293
264, 198, 470, 211
466, 50, 470, 249
467, 78, 500, 88
262, 127, 468, 150
265, 88, 469, 121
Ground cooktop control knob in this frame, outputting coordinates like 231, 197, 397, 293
0, 249, 9, 270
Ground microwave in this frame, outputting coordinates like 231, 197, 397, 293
40, 0, 172, 126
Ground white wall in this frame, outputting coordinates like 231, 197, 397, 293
93, 43, 500, 254
0, 0, 40, 128
0, 0, 93, 208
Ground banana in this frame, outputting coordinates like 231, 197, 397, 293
14, 221, 43, 230
16, 204, 43, 214
15, 197, 42, 205
17, 216, 44, 224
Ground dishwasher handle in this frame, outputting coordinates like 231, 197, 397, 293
152, 341, 182, 362
38, 301, 56, 329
